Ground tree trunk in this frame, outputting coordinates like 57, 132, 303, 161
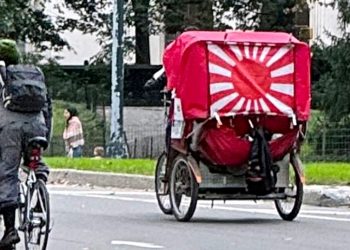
131, 0, 150, 64
164, 0, 214, 44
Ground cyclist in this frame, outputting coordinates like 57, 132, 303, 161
0, 39, 51, 248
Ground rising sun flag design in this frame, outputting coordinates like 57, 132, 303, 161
208, 42, 295, 117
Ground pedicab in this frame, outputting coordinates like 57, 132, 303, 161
154, 31, 311, 222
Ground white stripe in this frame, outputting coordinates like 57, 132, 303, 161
259, 46, 271, 62
231, 97, 246, 112
259, 98, 270, 112
266, 45, 291, 67
53, 190, 350, 222
254, 100, 259, 112
252, 46, 258, 60
265, 94, 294, 115
111, 241, 164, 249
209, 63, 231, 77
230, 45, 243, 61
211, 93, 239, 114
210, 82, 234, 94
245, 99, 252, 111
208, 44, 236, 66
270, 83, 294, 96
244, 45, 250, 58
271, 63, 294, 78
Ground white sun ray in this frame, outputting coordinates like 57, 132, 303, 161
209, 63, 231, 78
266, 45, 292, 67
259, 98, 270, 112
265, 94, 294, 115
244, 45, 250, 58
252, 46, 258, 60
270, 83, 294, 96
231, 97, 246, 112
210, 82, 234, 94
211, 93, 239, 115
254, 100, 259, 112
270, 63, 294, 78
259, 46, 271, 62
245, 99, 252, 112
208, 44, 236, 66
229, 45, 243, 61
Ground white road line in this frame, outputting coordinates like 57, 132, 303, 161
111, 240, 164, 249
53, 191, 350, 222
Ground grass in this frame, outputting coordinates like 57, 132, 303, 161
44, 157, 350, 185
304, 162, 350, 185
44, 157, 155, 176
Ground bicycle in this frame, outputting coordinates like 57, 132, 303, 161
17, 136, 51, 250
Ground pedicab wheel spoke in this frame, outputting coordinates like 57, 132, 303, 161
155, 152, 172, 215
24, 180, 50, 250
169, 155, 198, 222
274, 154, 303, 221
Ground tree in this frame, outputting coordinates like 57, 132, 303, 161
0, 0, 69, 51
311, 0, 350, 123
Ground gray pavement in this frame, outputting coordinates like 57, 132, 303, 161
48, 169, 350, 207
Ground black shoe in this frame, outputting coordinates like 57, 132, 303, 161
0, 230, 20, 248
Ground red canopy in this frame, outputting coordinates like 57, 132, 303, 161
163, 31, 311, 121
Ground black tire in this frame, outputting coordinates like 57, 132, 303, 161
275, 154, 303, 221
24, 180, 50, 250
155, 152, 172, 215
169, 155, 198, 222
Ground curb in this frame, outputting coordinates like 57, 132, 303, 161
49, 169, 154, 191
49, 169, 350, 207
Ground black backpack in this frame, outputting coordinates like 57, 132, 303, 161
1, 64, 47, 113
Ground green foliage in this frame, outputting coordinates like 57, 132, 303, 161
310, 1, 350, 123
312, 36, 350, 122
41, 61, 111, 109
0, 0, 69, 51
44, 157, 155, 175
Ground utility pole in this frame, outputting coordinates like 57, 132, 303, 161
109, 0, 127, 158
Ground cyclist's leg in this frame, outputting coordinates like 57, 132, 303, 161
0, 123, 23, 247
0, 206, 20, 247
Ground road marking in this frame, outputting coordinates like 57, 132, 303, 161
52, 190, 350, 222
111, 240, 164, 249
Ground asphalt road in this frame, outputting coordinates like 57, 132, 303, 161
7, 185, 350, 250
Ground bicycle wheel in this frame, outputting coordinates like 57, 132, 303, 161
169, 155, 198, 222
24, 180, 50, 250
274, 154, 303, 221
155, 152, 172, 215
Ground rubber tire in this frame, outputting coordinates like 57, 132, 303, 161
24, 180, 50, 250
169, 155, 199, 222
155, 152, 172, 215
274, 154, 303, 221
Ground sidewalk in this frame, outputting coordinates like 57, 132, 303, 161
48, 169, 350, 208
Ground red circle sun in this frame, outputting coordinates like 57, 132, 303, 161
231, 58, 272, 100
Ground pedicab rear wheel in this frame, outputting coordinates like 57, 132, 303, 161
155, 152, 172, 215
274, 154, 303, 221
169, 155, 199, 222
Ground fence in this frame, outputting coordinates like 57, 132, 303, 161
46, 124, 165, 158
46, 124, 350, 162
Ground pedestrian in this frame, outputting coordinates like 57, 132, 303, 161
63, 107, 84, 157
0, 39, 51, 248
